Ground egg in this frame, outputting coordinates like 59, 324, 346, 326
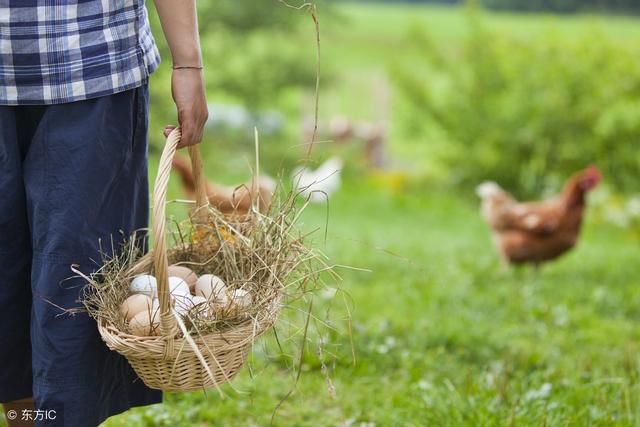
128, 310, 160, 336
167, 265, 198, 292
129, 275, 157, 297
191, 295, 208, 306
145, 298, 170, 323
195, 274, 227, 302
168, 276, 191, 296
224, 289, 253, 316
190, 296, 210, 317
173, 294, 195, 316
231, 289, 253, 310
150, 298, 161, 315
120, 294, 153, 321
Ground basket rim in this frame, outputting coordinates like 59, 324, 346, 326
97, 301, 279, 359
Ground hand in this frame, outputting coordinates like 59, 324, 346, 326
165, 68, 208, 148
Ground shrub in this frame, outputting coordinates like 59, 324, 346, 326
481, 0, 640, 14
393, 13, 640, 196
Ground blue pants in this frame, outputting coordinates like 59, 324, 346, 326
0, 86, 162, 426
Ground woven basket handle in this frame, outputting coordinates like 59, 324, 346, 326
152, 128, 209, 338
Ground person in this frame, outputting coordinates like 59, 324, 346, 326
0, 1, 208, 426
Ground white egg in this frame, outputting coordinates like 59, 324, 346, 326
195, 274, 227, 301
168, 276, 191, 297
223, 289, 253, 316
129, 275, 157, 297
231, 289, 253, 310
173, 294, 194, 315
190, 296, 210, 317
191, 295, 208, 306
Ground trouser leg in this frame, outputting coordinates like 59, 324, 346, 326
0, 105, 34, 404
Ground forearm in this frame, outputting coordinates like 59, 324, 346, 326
153, 0, 208, 147
153, 0, 202, 67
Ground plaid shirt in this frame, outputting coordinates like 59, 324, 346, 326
0, 1, 160, 105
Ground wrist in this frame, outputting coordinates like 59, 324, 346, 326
170, 48, 202, 68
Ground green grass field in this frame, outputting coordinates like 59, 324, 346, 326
111, 3, 640, 426
103, 178, 640, 426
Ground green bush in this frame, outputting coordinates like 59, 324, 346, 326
149, 1, 319, 110
393, 14, 640, 197
481, 0, 640, 14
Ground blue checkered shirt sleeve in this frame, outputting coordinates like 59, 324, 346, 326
0, 0, 160, 105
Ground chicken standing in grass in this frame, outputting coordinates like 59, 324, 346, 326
172, 155, 276, 215
476, 166, 601, 267
292, 157, 343, 203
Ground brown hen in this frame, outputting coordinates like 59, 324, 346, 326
476, 166, 601, 267
172, 154, 275, 216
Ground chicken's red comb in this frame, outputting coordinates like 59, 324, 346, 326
585, 165, 602, 180
582, 165, 602, 189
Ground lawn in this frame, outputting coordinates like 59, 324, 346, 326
102, 177, 640, 426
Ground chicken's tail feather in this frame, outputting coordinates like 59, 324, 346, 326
255, 174, 277, 194
172, 155, 197, 192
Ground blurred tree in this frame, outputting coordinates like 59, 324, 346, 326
392, 12, 640, 196
147, 0, 321, 128
481, 0, 640, 13
146, 1, 325, 173
331, 0, 640, 14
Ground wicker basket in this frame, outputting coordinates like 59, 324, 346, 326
97, 128, 279, 392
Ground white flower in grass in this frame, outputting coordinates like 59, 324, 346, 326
626, 196, 640, 218
523, 382, 552, 401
